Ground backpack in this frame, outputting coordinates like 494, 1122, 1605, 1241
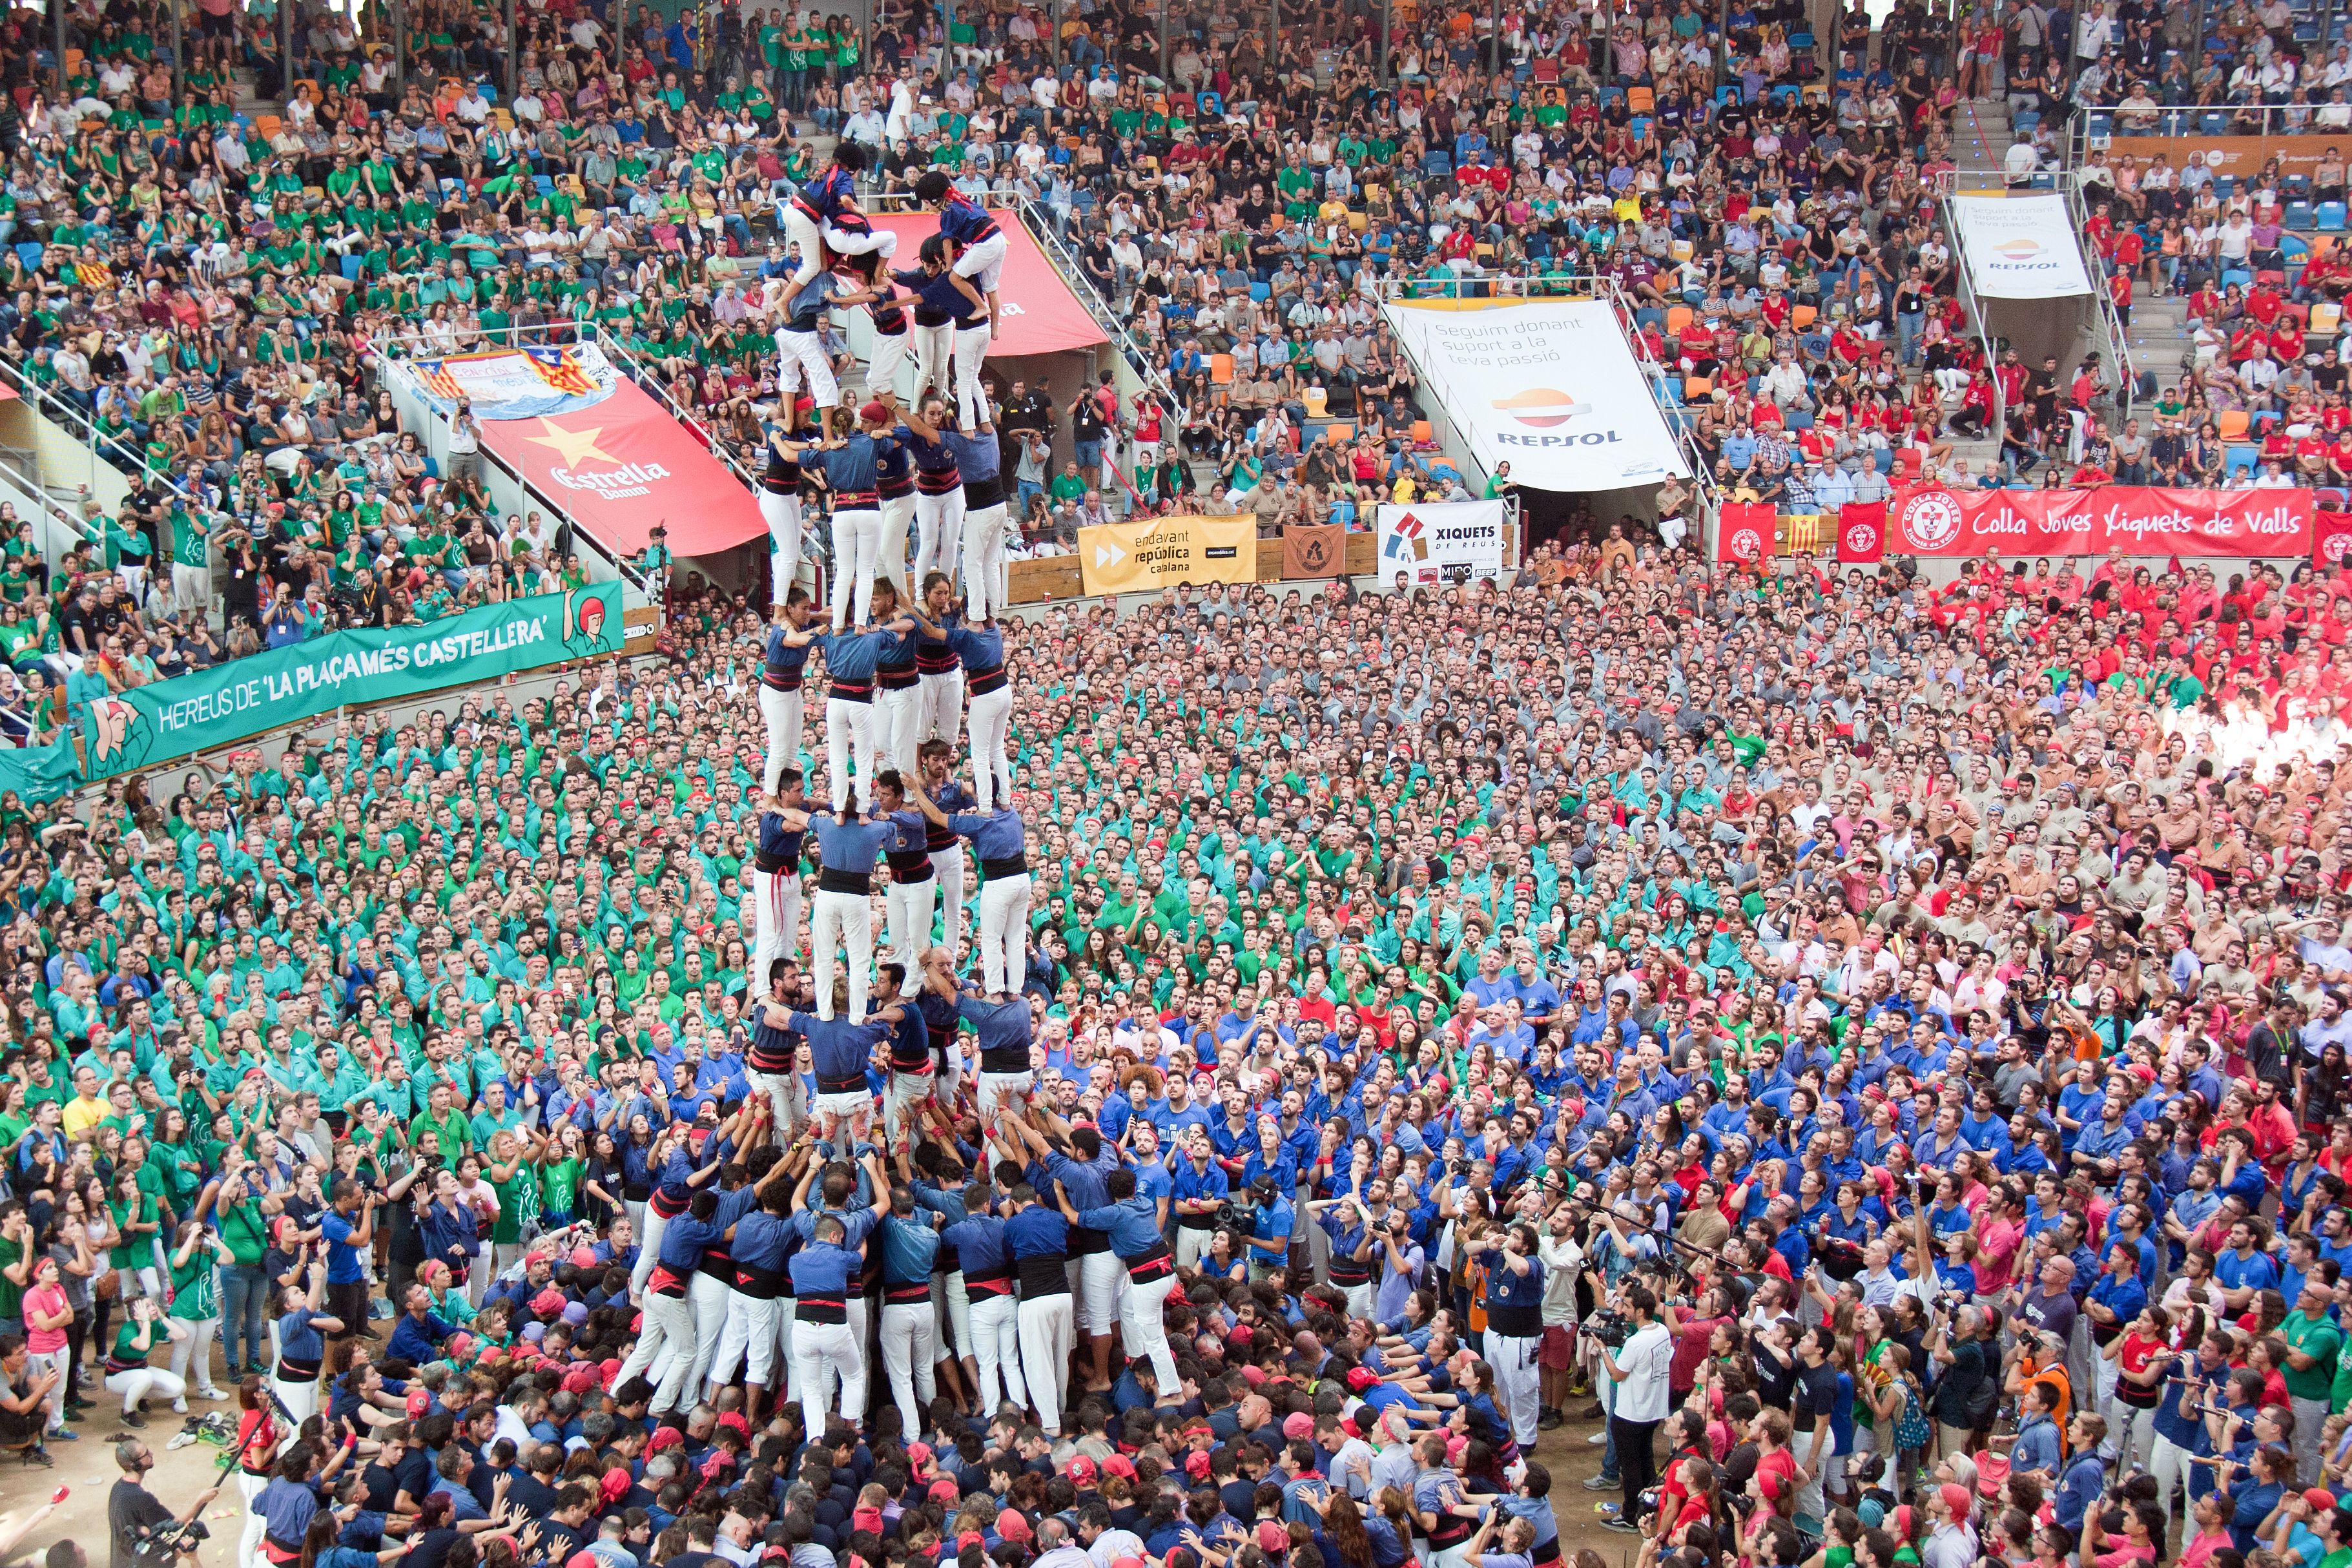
1895, 1375, 1932, 1451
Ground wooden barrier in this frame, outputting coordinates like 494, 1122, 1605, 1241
1007, 556, 1085, 603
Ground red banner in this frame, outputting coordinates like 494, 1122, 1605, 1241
871, 212, 1111, 356
1717, 502, 1775, 566
481, 380, 768, 557
1887, 486, 2313, 558
2318, 511, 2352, 567
1837, 501, 1886, 564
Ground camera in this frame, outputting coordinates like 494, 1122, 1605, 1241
1585, 1309, 1631, 1348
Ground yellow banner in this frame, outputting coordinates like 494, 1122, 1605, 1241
1076, 513, 1259, 593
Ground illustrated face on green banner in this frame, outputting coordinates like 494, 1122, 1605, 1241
80, 584, 625, 782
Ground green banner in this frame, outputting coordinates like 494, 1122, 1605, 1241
81, 584, 623, 781
0, 741, 82, 805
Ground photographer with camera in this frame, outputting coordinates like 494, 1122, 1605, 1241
1595, 1278, 1672, 1534
1928, 1296, 1997, 1460
108, 1437, 220, 1568
1465, 1222, 1545, 1454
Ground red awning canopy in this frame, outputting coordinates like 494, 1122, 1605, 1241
871, 211, 1110, 356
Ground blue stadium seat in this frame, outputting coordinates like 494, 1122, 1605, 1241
2288, 174, 2313, 198
2087, 111, 2112, 138
2225, 444, 2260, 481
2284, 233, 2313, 261
1249, 280, 1271, 302
2322, 202, 2348, 231
2014, 108, 2040, 134
1715, 85, 1741, 105
2215, 174, 2237, 199
1421, 151, 1452, 178
2289, 200, 2315, 229
2223, 267, 2255, 288
1788, 29, 1813, 46
2200, 111, 2229, 133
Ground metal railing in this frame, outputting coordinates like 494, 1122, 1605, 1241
0, 451, 99, 568
0, 354, 191, 502
2058, 173, 2139, 423
1938, 188, 2010, 438
2062, 101, 2347, 158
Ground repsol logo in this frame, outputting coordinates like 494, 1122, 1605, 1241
1496, 431, 1626, 448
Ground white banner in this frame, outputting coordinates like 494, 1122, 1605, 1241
1381, 298, 1689, 492
1950, 194, 2094, 300
1376, 500, 1509, 584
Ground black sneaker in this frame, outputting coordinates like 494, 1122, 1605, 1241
119, 1410, 148, 1429
1578, 1401, 1604, 1419
1601, 1516, 1642, 1534
1538, 1410, 1565, 1431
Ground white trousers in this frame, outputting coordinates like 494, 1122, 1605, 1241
885, 871, 936, 969
1124, 1270, 1181, 1390
758, 683, 805, 798
931, 847, 967, 965
869, 324, 911, 399
880, 1299, 939, 1436
1175, 1226, 1215, 1270
962, 500, 1009, 621
792, 1317, 864, 1434
750, 1068, 805, 1139
631, 1208, 668, 1300
811, 886, 874, 1021
876, 682, 922, 778
825, 694, 876, 812
883, 1066, 936, 1146
918, 666, 964, 750
878, 491, 916, 608
1490, 1332, 1542, 1447
759, 486, 804, 603
2150, 1432, 2194, 1525
111, 1363, 187, 1412
237, 1470, 273, 1568
680, 1272, 731, 1401
938, 1272, 969, 1359
968, 683, 1013, 812
749, 865, 801, 989
976, 1069, 1033, 1122
953, 320, 995, 429
829, 506, 882, 631
968, 1290, 1026, 1414
1016, 1290, 1074, 1433
1078, 1252, 1127, 1337
914, 320, 954, 403
775, 325, 838, 408
781, 202, 826, 289
914, 487, 965, 589
619, 1288, 698, 1414
976, 871, 1032, 996
710, 1289, 786, 1390
173, 561, 212, 620
953, 229, 1008, 294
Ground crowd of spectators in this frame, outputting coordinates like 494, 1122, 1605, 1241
0, 16, 2348, 1568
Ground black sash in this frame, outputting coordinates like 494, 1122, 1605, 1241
1015, 1252, 1070, 1299
818, 868, 872, 894
797, 1294, 847, 1324
816, 1069, 866, 1095
883, 1281, 931, 1304
969, 666, 1008, 695
1126, 1239, 1175, 1284
981, 855, 1029, 879
965, 1264, 1013, 1297
734, 1260, 787, 1300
